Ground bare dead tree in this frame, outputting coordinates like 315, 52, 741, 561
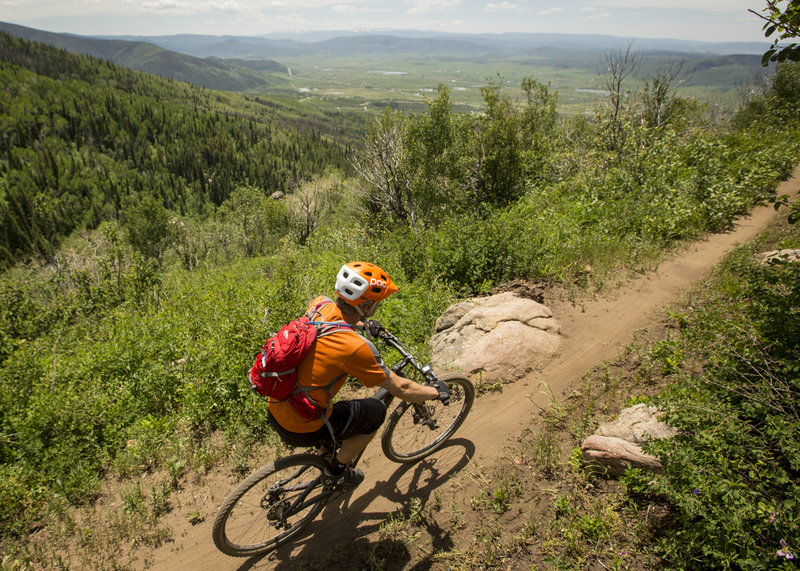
639, 61, 689, 130
736, 72, 771, 109
598, 42, 639, 152
349, 110, 418, 230
286, 173, 339, 244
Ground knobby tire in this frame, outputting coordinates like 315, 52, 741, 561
381, 373, 474, 463
212, 453, 331, 557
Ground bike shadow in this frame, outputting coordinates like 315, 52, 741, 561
241, 437, 475, 570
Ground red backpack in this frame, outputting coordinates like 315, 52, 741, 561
249, 299, 355, 419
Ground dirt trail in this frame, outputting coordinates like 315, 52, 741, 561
146, 165, 800, 571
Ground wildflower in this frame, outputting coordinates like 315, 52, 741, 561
691, 488, 700, 495
768, 512, 777, 523
777, 539, 795, 560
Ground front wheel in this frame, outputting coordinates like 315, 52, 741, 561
212, 453, 331, 557
381, 372, 474, 463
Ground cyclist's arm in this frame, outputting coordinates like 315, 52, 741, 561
379, 371, 438, 403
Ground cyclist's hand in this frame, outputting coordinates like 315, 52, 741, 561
428, 379, 450, 405
364, 319, 385, 339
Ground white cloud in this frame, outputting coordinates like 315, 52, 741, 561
332, 2, 391, 14
587, 0, 754, 12
3, 0, 769, 41
251, 0, 378, 9
537, 7, 565, 15
136, 0, 383, 16
485, 1, 517, 12
405, 0, 462, 15
583, 11, 610, 20
140, 0, 242, 13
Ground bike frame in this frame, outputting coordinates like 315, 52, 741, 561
267, 464, 328, 528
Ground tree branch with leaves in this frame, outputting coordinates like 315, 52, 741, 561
751, 0, 800, 64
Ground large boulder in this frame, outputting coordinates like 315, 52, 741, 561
581, 404, 678, 477
430, 292, 561, 383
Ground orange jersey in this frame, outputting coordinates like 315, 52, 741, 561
268, 296, 391, 433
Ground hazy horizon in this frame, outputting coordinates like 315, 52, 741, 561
1, 1, 770, 44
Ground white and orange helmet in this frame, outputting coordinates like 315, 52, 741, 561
335, 261, 398, 317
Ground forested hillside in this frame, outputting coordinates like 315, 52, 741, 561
0, 32, 365, 268
1, 28, 799, 570
0, 21, 289, 91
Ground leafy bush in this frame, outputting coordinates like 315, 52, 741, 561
384, 127, 800, 294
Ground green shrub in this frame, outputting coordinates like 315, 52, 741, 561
641, 238, 800, 570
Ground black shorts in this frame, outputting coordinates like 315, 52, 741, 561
268, 398, 387, 448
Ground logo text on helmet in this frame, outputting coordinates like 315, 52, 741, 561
370, 278, 387, 289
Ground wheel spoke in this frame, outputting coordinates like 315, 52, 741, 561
381, 374, 474, 463
213, 455, 330, 557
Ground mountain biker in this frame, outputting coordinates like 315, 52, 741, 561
267, 261, 451, 491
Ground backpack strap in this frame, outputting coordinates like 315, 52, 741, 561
291, 374, 345, 450
309, 321, 356, 337
304, 297, 334, 320
304, 297, 357, 337
290, 375, 342, 404
258, 368, 296, 379
294, 297, 359, 448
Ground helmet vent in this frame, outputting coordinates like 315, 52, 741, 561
371, 287, 382, 293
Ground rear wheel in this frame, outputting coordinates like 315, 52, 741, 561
212, 454, 331, 557
381, 373, 474, 463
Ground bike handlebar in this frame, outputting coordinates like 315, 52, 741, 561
363, 320, 439, 384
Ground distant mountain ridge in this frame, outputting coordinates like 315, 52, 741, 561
1, 20, 768, 62
98, 30, 769, 59
0, 20, 770, 104
0, 21, 288, 91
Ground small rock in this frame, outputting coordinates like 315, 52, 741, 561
581, 435, 663, 477
761, 249, 800, 264
580, 404, 677, 477
595, 403, 678, 443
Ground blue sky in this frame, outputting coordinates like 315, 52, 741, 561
1, 0, 770, 43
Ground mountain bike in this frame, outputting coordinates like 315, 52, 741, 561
211, 323, 474, 558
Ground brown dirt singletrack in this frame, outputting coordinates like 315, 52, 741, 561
142, 165, 800, 571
